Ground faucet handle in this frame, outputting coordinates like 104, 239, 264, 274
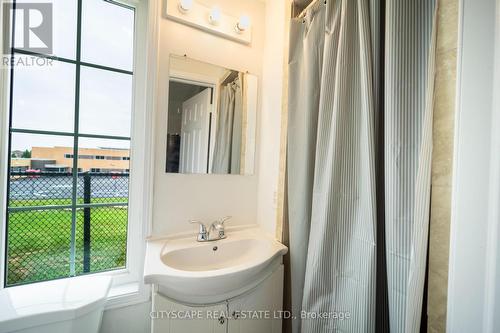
219, 216, 232, 226
189, 220, 207, 233
189, 220, 209, 242
211, 216, 231, 240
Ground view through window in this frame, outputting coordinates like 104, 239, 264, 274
5, 0, 135, 286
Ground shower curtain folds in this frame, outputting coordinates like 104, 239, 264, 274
212, 74, 244, 174
286, 0, 437, 332
287, 2, 325, 333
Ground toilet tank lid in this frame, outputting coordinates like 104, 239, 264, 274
0, 275, 112, 333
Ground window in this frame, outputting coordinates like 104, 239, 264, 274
4, 0, 136, 287
78, 155, 95, 160
106, 156, 122, 161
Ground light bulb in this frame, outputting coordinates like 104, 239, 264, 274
236, 15, 251, 33
178, 0, 193, 13
209, 6, 221, 25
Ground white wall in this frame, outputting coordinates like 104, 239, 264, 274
447, 0, 497, 331
107, 1, 289, 330
152, 0, 267, 236
152, 0, 289, 238
257, 0, 287, 237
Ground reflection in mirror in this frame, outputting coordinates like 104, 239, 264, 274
166, 55, 257, 175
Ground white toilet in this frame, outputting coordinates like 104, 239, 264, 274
0, 275, 112, 333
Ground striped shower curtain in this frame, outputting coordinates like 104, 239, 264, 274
287, 0, 437, 332
212, 74, 243, 174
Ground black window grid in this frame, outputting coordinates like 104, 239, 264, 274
4, 0, 135, 287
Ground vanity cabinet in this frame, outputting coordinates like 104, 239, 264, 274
227, 264, 284, 333
152, 295, 227, 333
151, 265, 284, 333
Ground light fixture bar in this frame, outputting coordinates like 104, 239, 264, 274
167, 0, 252, 45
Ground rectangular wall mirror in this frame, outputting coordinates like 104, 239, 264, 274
165, 55, 257, 175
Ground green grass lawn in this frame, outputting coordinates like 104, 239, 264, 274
6, 202, 128, 286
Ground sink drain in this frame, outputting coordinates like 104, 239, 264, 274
213, 246, 218, 251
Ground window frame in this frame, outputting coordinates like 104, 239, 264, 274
0, 0, 155, 308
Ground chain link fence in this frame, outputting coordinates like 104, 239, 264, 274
6, 172, 129, 286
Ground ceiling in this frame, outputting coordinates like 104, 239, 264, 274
169, 81, 207, 103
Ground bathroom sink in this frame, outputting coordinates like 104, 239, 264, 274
162, 238, 277, 271
144, 228, 288, 304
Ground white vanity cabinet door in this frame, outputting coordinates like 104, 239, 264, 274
227, 265, 284, 333
152, 292, 227, 333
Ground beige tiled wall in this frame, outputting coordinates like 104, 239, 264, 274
428, 0, 459, 332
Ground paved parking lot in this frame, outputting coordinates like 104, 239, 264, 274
9, 175, 129, 201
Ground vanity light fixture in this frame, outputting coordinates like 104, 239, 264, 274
166, 0, 252, 44
178, 0, 193, 13
236, 15, 251, 33
209, 6, 222, 25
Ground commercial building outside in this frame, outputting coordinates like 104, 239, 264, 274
10, 146, 130, 173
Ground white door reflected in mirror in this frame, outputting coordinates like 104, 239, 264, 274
166, 55, 257, 175
179, 88, 212, 173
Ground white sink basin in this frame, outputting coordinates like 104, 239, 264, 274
144, 228, 288, 304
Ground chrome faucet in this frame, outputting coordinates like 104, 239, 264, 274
189, 216, 231, 242
210, 216, 231, 240
189, 220, 209, 242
